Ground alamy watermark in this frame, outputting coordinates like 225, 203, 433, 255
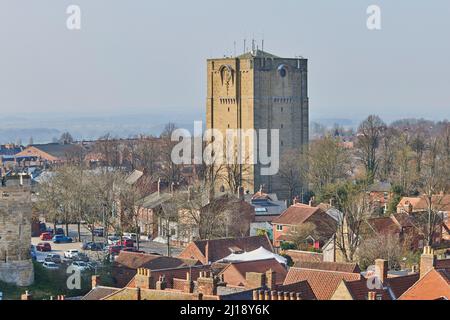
66, 5, 81, 30
170, 121, 280, 176
367, 5, 382, 30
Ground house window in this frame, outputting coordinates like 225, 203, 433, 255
276, 225, 283, 231
281, 124, 284, 129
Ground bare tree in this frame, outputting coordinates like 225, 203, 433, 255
333, 183, 374, 262
307, 136, 352, 196
279, 148, 304, 205
356, 115, 386, 183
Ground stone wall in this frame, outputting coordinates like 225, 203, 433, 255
0, 177, 34, 286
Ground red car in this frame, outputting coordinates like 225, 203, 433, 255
40, 232, 53, 241
36, 242, 52, 252
118, 239, 134, 248
108, 245, 124, 255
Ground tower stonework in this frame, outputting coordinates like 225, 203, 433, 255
206, 49, 308, 199
0, 175, 34, 286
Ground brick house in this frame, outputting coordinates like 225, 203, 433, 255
272, 203, 337, 248
112, 251, 199, 287
331, 259, 419, 300
283, 266, 361, 300
178, 235, 273, 265
399, 246, 450, 300
85, 267, 255, 300
218, 258, 287, 288
15, 143, 85, 165
397, 194, 450, 240
364, 213, 426, 250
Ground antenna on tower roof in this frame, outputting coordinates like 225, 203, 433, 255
262, 39, 264, 52
243, 39, 246, 54
233, 41, 236, 57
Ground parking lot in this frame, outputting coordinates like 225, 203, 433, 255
32, 223, 183, 265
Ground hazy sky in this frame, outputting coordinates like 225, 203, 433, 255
1, 0, 449, 122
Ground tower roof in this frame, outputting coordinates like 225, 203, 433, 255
237, 49, 280, 59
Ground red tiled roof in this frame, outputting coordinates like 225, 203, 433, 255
272, 204, 337, 240
399, 269, 450, 300
397, 195, 450, 212
284, 250, 324, 263
293, 261, 361, 273
272, 204, 320, 225
179, 235, 273, 264
219, 258, 287, 287
284, 267, 361, 300
115, 251, 193, 270
276, 280, 316, 300
342, 279, 391, 300
366, 216, 401, 235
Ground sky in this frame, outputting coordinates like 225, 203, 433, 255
1, 0, 449, 123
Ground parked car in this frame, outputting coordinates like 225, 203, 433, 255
121, 247, 145, 253
40, 232, 53, 241
70, 261, 92, 272
52, 235, 72, 243
107, 236, 120, 245
108, 245, 124, 255
55, 228, 65, 235
118, 238, 134, 248
93, 228, 104, 237
64, 249, 80, 259
30, 245, 37, 261
72, 252, 89, 262
36, 242, 52, 252
42, 261, 60, 270
123, 233, 138, 241
44, 254, 62, 264
82, 242, 104, 251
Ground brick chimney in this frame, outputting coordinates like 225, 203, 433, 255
135, 268, 153, 289
184, 272, 194, 293
265, 269, 276, 290
245, 272, 266, 288
375, 259, 388, 283
21, 291, 33, 300
91, 275, 101, 289
420, 246, 436, 278
197, 272, 218, 296
155, 275, 167, 290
